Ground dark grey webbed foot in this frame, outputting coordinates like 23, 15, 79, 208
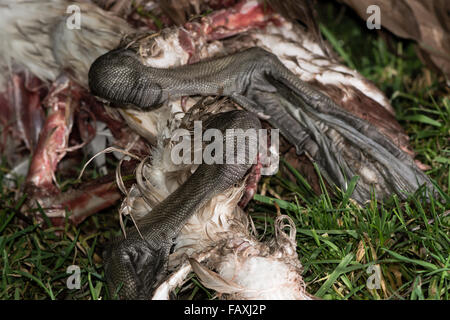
234, 49, 433, 202
103, 234, 170, 299
245, 78, 431, 202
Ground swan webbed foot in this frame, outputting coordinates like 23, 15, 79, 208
241, 58, 433, 203
103, 235, 170, 300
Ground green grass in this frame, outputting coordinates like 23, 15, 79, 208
0, 2, 448, 300
250, 164, 449, 300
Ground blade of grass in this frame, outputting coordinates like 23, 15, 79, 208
315, 253, 354, 297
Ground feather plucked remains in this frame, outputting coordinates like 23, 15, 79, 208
0, 0, 436, 299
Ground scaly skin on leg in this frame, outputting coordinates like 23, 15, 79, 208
89, 46, 433, 204
102, 110, 261, 299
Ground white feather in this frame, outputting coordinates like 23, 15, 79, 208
0, 0, 132, 90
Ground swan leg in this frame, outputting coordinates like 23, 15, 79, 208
103, 110, 261, 299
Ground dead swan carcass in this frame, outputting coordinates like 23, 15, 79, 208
89, 3, 433, 299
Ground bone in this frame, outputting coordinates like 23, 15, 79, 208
25, 76, 74, 197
